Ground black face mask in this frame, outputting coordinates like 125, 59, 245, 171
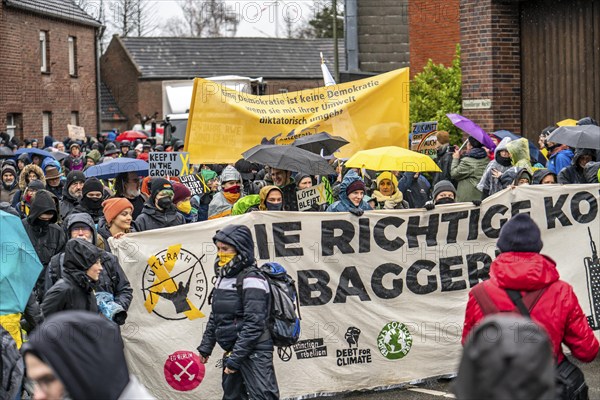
265, 201, 283, 211
495, 154, 512, 167
32, 218, 51, 229
435, 197, 455, 205
157, 197, 173, 210
81, 196, 103, 210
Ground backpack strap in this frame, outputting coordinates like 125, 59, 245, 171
505, 288, 546, 318
471, 283, 499, 316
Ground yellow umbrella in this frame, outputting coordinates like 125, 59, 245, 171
557, 119, 578, 127
345, 146, 441, 172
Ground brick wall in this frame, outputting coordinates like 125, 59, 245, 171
0, 4, 98, 143
460, 0, 521, 134
357, 0, 410, 73
409, 0, 460, 76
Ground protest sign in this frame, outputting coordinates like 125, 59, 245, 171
111, 184, 600, 399
296, 183, 327, 211
410, 121, 438, 157
67, 124, 85, 141
185, 68, 410, 164
149, 152, 190, 177
179, 174, 204, 196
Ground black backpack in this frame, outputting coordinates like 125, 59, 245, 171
237, 262, 301, 347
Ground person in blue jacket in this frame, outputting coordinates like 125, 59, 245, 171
326, 170, 372, 214
545, 140, 574, 175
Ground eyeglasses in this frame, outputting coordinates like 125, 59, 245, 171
23, 374, 59, 394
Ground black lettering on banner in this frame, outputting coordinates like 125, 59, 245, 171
544, 194, 572, 229
254, 224, 270, 260
511, 200, 531, 216
298, 270, 332, 306
273, 222, 304, 257
468, 208, 480, 240
441, 211, 468, 244
373, 217, 405, 251
322, 220, 355, 256
358, 218, 370, 254
439, 256, 466, 292
570, 191, 598, 224
371, 263, 403, 299
482, 205, 509, 238
407, 214, 439, 248
466, 253, 492, 287
406, 260, 437, 295
333, 266, 371, 303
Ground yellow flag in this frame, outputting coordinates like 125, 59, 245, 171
184, 68, 410, 164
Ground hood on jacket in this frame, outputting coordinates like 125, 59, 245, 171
336, 170, 371, 211
213, 224, 255, 268
584, 161, 600, 183
258, 185, 282, 211
219, 165, 242, 184
506, 138, 532, 172
22, 311, 130, 400
494, 137, 512, 157
63, 238, 101, 273
64, 213, 98, 246
27, 190, 58, 224
19, 164, 45, 191
85, 149, 101, 164
572, 148, 596, 168
490, 252, 560, 291
532, 169, 556, 184
41, 157, 61, 174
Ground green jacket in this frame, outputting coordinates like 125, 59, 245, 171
451, 155, 489, 202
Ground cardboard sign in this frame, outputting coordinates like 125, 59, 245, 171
67, 124, 85, 141
410, 121, 438, 157
149, 152, 190, 177
179, 174, 204, 196
296, 183, 326, 211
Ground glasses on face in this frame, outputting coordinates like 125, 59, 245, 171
24, 374, 59, 394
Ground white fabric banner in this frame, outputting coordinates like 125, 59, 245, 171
111, 184, 600, 399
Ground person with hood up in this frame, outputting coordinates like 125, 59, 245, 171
63, 142, 84, 174
68, 177, 105, 223
113, 172, 147, 219
135, 178, 185, 231
234, 185, 284, 214
532, 169, 557, 185
22, 311, 155, 400
59, 170, 85, 220
16, 179, 45, 218
450, 136, 490, 202
0, 163, 18, 203
295, 172, 313, 190
208, 166, 243, 219
84, 149, 101, 170
558, 148, 597, 184
172, 182, 197, 223
98, 197, 135, 253
194, 168, 219, 222
371, 171, 408, 209
43, 158, 64, 200
424, 180, 457, 210
198, 225, 279, 399
500, 167, 533, 188
398, 172, 431, 208
499, 138, 534, 189
16, 152, 30, 173
431, 131, 455, 186
461, 213, 599, 367
545, 137, 574, 176
455, 314, 555, 400
327, 170, 372, 214
477, 137, 513, 198
44, 213, 132, 324
11, 163, 45, 210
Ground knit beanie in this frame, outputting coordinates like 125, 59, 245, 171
432, 180, 456, 200
497, 213, 543, 253
346, 180, 366, 196
220, 166, 241, 184
66, 171, 86, 189
172, 182, 192, 204
82, 177, 104, 196
102, 197, 133, 224
27, 180, 46, 191
201, 169, 218, 182
150, 178, 173, 199
1, 164, 16, 178
376, 171, 399, 191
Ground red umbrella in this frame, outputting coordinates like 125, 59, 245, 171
116, 130, 148, 141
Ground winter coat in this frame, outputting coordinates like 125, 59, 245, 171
0, 164, 18, 203
547, 148, 574, 175
208, 191, 238, 219
431, 144, 455, 187
96, 216, 137, 253
280, 180, 299, 211
584, 161, 600, 183
232, 194, 261, 215
327, 170, 372, 212
0, 326, 23, 400
59, 189, 79, 221
135, 201, 185, 232
532, 169, 556, 185
450, 148, 489, 202
558, 148, 597, 184
195, 192, 214, 222
477, 137, 513, 197
69, 202, 104, 224
18, 164, 45, 191
198, 225, 272, 371
45, 180, 64, 200
398, 172, 431, 208
462, 252, 599, 364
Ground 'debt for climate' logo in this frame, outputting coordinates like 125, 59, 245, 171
377, 321, 412, 360
142, 244, 208, 321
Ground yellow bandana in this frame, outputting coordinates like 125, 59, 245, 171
217, 252, 236, 267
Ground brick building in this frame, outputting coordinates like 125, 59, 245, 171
0, 0, 102, 144
100, 36, 345, 129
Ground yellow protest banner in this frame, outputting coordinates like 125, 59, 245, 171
184, 68, 410, 164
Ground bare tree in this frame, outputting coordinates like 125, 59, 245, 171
161, 0, 240, 37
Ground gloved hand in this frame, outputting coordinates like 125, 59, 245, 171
349, 208, 364, 217
424, 202, 435, 211
472, 200, 482, 207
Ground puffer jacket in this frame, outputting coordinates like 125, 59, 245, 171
198, 225, 272, 371
462, 252, 599, 364
450, 148, 489, 202
135, 201, 185, 232
327, 170, 372, 212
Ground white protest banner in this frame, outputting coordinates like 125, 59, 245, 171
111, 184, 600, 399
67, 124, 85, 141
296, 183, 327, 211
149, 152, 190, 177
179, 174, 204, 196
410, 121, 438, 157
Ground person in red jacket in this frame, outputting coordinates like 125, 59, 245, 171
461, 213, 599, 364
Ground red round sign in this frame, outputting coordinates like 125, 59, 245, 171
163, 351, 205, 391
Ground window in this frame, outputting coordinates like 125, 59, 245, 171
70, 111, 79, 126
68, 36, 77, 76
6, 113, 23, 140
40, 31, 48, 73
42, 112, 52, 136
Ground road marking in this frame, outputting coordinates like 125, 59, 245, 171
408, 388, 455, 398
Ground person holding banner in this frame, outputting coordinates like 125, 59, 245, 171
208, 166, 243, 220
198, 225, 279, 399
135, 178, 185, 232
371, 171, 407, 210
172, 182, 197, 223
327, 170, 372, 214
270, 168, 299, 211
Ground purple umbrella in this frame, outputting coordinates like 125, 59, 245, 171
446, 113, 497, 151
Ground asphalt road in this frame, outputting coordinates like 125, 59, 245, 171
319, 357, 600, 399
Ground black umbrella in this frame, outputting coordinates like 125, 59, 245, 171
292, 132, 349, 155
242, 144, 335, 175
0, 146, 14, 158
547, 125, 600, 150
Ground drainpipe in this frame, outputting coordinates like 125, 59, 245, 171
95, 25, 104, 136
345, 0, 359, 72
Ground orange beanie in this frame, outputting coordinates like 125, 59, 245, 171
102, 197, 134, 225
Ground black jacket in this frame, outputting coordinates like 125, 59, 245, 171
280, 180, 299, 211
432, 144, 456, 187
198, 225, 272, 371
69, 202, 104, 224
59, 189, 79, 221
558, 149, 596, 184
134, 201, 185, 232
